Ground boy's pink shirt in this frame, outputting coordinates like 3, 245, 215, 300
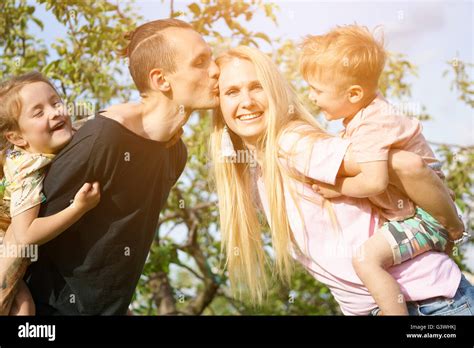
341, 94, 438, 221
255, 128, 461, 315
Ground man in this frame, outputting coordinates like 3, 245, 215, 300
25, 18, 220, 315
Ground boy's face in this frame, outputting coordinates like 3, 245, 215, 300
307, 78, 352, 121
164, 28, 220, 111
15, 81, 73, 154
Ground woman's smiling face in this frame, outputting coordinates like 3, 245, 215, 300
218, 58, 268, 147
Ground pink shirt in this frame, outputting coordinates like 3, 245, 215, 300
341, 94, 438, 221
255, 127, 461, 315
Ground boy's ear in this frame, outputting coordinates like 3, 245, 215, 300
5, 131, 27, 148
347, 85, 364, 104
149, 68, 171, 93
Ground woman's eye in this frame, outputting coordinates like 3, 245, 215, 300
33, 111, 43, 117
226, 90, 238, 96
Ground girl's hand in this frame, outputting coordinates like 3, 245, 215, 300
72, 182, 101, 212
312, 183, 342, 199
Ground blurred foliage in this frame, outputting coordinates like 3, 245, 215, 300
0, 0, 139, 120
444, 56, 474, 108
1, 0, 472, 315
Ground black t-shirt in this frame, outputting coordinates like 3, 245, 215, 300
25, 114, 187, 315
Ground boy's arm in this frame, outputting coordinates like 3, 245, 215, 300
315, 160, 389, 198
10, 182, 100, 246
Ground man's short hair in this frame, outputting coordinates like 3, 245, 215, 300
120, 19, 194, 94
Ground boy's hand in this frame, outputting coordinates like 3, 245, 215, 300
312, 183, 342, 199
72, 182, 100, 212
445, 240, 455, 257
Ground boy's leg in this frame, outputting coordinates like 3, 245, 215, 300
387, 150, 464, 246
9, 280, 35, 315
353, 233, 408, 315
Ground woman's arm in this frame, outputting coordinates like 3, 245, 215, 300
9, 182, 100, 246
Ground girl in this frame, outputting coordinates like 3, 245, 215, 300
0, 71, 100, 315
210, 46, 474, 315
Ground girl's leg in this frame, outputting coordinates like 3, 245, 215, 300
353, 233, 408, 315
9, 280, 35, 315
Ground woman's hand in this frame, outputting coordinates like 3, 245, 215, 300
312, 182, 342, 199
72, 182, 101, 212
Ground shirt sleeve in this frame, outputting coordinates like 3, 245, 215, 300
5, 152, 53, 217
348, 113, 421, 163
278, 126, 350, 185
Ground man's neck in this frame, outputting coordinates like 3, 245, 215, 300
139, 96, 191, 142
103, 96, 191, 142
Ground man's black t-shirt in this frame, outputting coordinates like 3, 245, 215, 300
25, 114, 187, 315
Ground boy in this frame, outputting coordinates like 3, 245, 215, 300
300, 25, 467, 315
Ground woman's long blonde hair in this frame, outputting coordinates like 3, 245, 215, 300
210, 46, 333, 303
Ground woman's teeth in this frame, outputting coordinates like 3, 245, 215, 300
238, 112, 262, 121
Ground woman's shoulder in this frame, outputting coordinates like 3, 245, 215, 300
278, 121, 338, 152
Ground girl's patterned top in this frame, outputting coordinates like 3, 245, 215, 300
0, 146, 55, 218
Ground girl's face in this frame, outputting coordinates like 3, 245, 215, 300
218, 58, 268, 147
13, 81, 73, 154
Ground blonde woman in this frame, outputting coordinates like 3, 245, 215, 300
210, 46, 473, 316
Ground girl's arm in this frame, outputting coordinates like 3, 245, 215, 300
9, 182, 100, 246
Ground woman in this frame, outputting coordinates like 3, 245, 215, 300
210, 46, 473, 315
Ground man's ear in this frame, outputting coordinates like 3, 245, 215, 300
149, 68, 171, 92
5, 131, 27, 148
347, 85, 364, 104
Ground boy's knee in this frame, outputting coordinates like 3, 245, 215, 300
390, 151, 426, 178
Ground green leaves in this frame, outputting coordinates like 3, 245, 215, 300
188, 3, 201, 16
444, 57, 474, 108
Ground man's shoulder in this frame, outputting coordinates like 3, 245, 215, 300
71, 114, 133, 152
74, 114, 118, 139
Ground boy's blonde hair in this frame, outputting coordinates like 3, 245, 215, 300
300, 25, 386, 91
